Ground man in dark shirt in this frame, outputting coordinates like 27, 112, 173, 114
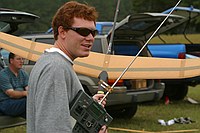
0, 52, 28, 118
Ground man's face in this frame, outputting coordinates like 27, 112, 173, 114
62, 18, 96, 60
10, 55, 24, 69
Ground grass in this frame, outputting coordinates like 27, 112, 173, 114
108, 85, 200, 133
1, 85, 200, 133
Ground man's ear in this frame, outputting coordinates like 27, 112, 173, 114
9, 58, 14, 64
58, 26, 67, 39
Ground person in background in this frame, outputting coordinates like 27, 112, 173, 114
0, 52, 28, 118
27, 1, 107, 133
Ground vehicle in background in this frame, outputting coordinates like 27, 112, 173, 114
148, 6, 200, 100
147, 43, 200, 100
96, 22, 113, 35
147, 44, 186, 59
0, 8, 39, 129
92, 6, 200, 101
0, 8, 39, 34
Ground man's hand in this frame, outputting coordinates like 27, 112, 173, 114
5, 89, 27, 98
93, 92, 108, 133
99, 125, 108, 133
92, 93, 106, 107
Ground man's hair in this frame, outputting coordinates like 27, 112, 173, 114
8, 52, 15, 64
52, 1, 98, 40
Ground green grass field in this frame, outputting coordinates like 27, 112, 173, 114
109, 85, 200, 133
1, 85, 200, 133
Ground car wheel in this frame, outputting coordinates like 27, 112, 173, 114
164, 83, 188, 100
108, 103, 138, 119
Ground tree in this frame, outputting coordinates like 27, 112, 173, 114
0, 0, 200, 34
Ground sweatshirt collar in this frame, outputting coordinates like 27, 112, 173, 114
45, 47, 73, 65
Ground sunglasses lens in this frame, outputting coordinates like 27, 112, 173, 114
78, 28, 91, 36
65, 27, 98, 37
77, 28, 98, 37
92, 30, 98, 37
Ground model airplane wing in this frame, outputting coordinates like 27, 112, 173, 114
0, 32, 200, 79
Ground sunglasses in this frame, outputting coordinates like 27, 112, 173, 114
64, 27, 98, 37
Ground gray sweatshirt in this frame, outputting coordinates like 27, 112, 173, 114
27, 52, 82, 133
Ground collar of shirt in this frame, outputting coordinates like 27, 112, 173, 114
45, 47, 74, 65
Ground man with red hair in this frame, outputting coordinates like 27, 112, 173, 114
27, 1, 107, 133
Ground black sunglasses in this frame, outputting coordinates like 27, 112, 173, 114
64, 27, 98, 37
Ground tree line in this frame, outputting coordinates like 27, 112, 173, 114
1, 0, 200, 34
